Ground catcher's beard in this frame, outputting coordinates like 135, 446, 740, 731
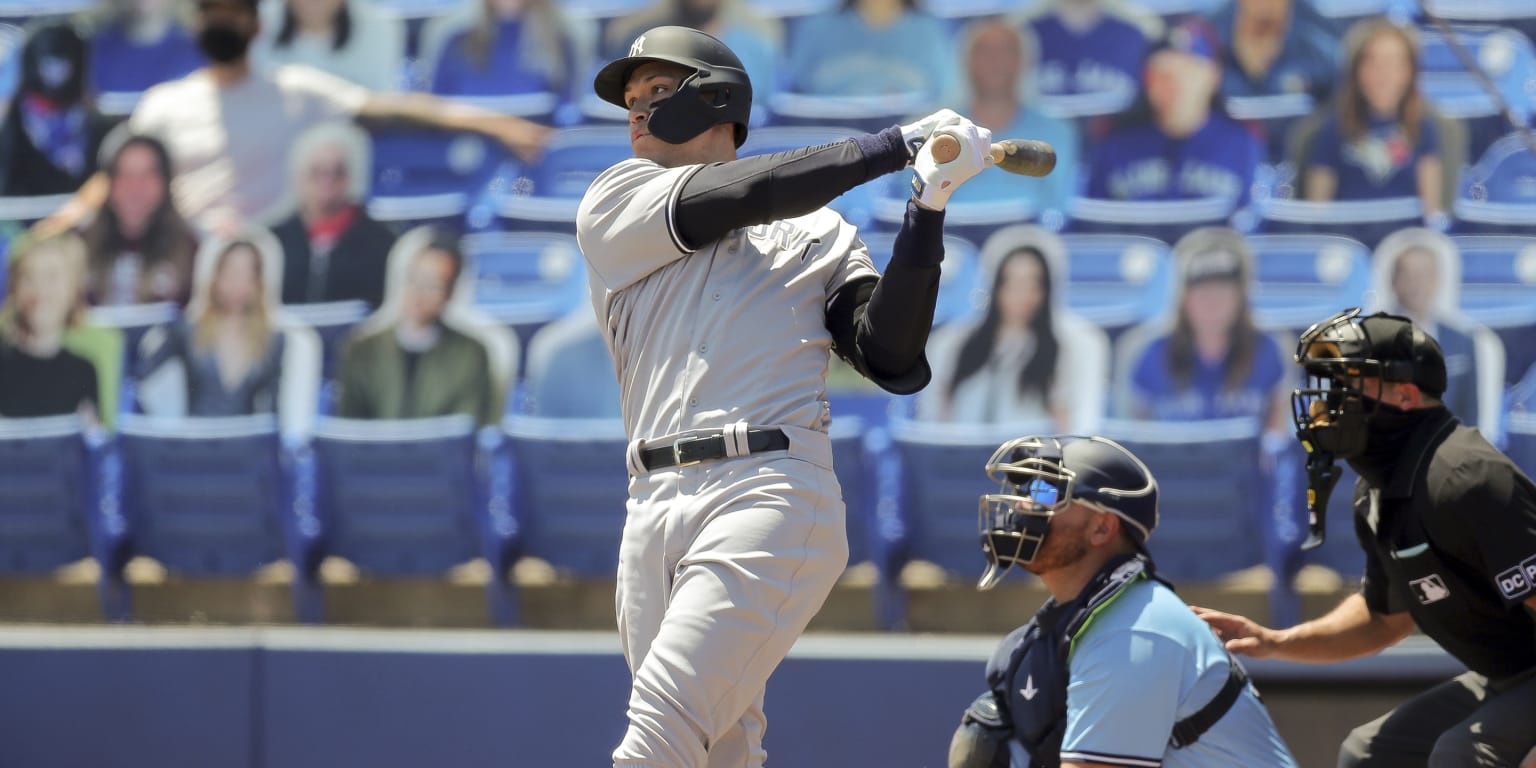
1020, 513, 1092, 575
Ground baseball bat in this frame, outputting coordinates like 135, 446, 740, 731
929, 134, 1057, 177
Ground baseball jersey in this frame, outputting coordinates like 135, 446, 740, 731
1086, 116, 1262, 205
1129, 331, 1287, 421
1058, 578, 1298, 767
576, 157, 878, 441
1309, 115, 1438, 200
1029, 13, 1148, 99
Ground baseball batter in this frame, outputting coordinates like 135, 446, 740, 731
576, 25, 994, 768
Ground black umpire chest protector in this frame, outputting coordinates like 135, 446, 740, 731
985, 554, 1251, 768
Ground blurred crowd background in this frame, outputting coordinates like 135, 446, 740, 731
1, 0, 1535, 630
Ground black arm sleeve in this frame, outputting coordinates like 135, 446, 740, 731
673, 125, 909, 250
826, 200, 945, 395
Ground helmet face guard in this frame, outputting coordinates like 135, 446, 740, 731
1291, 307, 1407, 548
977, 442, 1075, 591
645, 68, 751, 146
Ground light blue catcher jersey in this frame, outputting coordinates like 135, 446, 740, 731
1030, 578, 1297, 768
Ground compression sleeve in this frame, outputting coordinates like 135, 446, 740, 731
673, 125, 909, 250
826, 200, 943, 395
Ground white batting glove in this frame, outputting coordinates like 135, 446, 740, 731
899, 108, 964, 161
911, 121, 994, 211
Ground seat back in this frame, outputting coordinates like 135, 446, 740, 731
117, 414, 288, 574
1246, 234, 1373, 333
1057, 233, 1174, 333
1456, 132, 1536, 235
1066, 197, 1236, 244
367, 128, 506, 228
281, 300, 372, 383
311, 416, 483, 574
496, 127, 632, 232
501, 415, 628, 577
1450, 235, 1536, 384
1257, 197, 1422, 248
1102, 418, 1266, 582
0, 416, 91, 572
463, 231, 588, 327
885, 418, 1053, 579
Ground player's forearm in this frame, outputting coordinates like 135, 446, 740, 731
359, 92, 514, 135
33, 172, 108, 235
858, 201, 943, 384
673, 126, 909, 249
1269, 593, 1414, 663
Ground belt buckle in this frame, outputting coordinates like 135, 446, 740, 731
672, 436, 705, 468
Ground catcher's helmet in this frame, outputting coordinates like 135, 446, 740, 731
593, 26, 753, 147
1292, 307, 1447, 459
976, 436, 1158, 590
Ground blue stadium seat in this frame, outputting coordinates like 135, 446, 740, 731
1417, 25, 1536, 158
768, 90, 928, 134
495, 127, 631, 232
87, 302, 179, 370
0, 193, 72, 227
1257, 196, 1422, 248
0, 22, 20, 102
116, 414, 316, 617
858, 231, 982, 327
1065, 196, 1237, 244
367, 129, 508, 230
1450, 235, 1536, 384
499, 415, 627, 579
1246, 234, 1373, 333
874, 417, 1053, 626
1056, 234, 1175, 335
307, 416, 514, 624
1506, 410, 1536, 481
1129, 0, 1225, 22
741, 125, 881, 230
0, 0, 92, 23
0, 416, 127, 618
750, 0, 838, 19
1455, 133, 1536, 236
1226, 92, 1317, 162
1421, 0, 1536, 46
520, 309, 619, 419
1311, 0, 1416, 28
829, 417, 871, 567
280, 300, 371, 383
463, 231, 588, 329
1102, 418, 1266, 583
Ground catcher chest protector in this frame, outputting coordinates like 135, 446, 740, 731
984, 554, 1251, 767
592, 25, 753, 147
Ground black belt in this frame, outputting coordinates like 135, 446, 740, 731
640, 428, 789, 471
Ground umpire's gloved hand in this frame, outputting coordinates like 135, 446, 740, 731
899, 108, 964, 161
911, 120, 994, 211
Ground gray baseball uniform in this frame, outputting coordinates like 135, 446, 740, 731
579, 157, 865, 768
578, 123, 955, 768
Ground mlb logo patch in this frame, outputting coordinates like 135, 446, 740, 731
1496, 555, 1536, 601
1410, 574, 1451, 605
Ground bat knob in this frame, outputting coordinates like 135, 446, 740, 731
929, 133, 960, 164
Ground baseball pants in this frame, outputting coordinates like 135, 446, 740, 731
1338, 666, 1536, 767
612, 438, 848, 768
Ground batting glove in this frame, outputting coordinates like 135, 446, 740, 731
899, 108, 964, 161
911, 121, 994, 211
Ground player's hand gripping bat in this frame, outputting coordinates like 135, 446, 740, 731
929, 133, 1058, 178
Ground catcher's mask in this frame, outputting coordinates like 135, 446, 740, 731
1291, 307, 1445, 547
976, 436, 1158, 590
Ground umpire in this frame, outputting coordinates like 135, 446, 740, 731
1197, 307, 1536, 767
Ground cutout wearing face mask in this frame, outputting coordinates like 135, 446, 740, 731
197, 24, 252, 64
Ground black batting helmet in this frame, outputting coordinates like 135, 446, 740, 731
976, 436, 1159, 590
593, 25, 753, 147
